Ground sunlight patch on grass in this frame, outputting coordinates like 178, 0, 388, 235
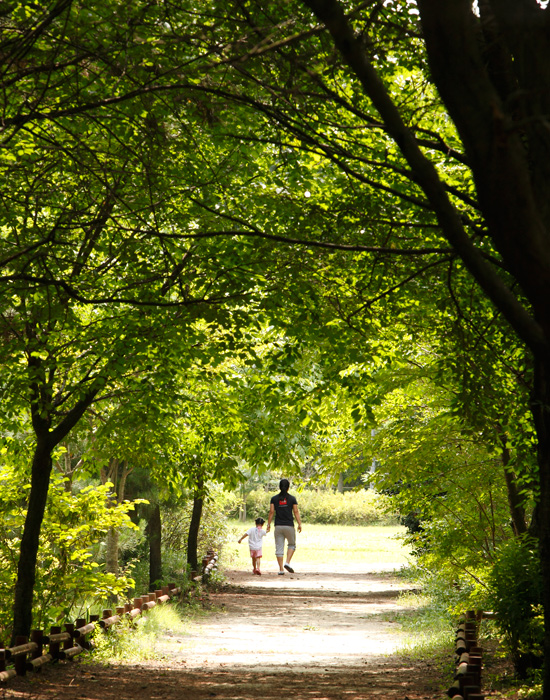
91, 604, 189, 663
226, 521, 412, 569
386, 590, 456, 667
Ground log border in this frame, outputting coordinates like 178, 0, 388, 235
0, 580, 188, 682
447, 610, 485, 700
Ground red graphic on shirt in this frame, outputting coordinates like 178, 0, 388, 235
279, 499, 287, 506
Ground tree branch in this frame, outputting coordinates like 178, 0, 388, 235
301, 0, 546, 354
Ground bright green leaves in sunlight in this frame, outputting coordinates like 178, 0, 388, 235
0, 467, 137, 633
0, 0, 543, 666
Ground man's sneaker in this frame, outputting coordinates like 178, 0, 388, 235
284, 563, 294, 573
278, 571, 285, 575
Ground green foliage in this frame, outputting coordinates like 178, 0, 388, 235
92, 603, 187, 663
390, 589, 455, 665
163, 486, 236, 557
517, 676, 543, 700
488, 537, 544, 678
366, 366, 526, 581
236, 487, 396, 525
0, 467, 136, 637
124, 486, 235, 594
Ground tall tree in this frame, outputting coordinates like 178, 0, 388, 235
0, 0, 328, 639
6, 4, 550, 685
294, 5, 550, 690
186, 2, 550, 690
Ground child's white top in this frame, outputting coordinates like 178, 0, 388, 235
247, 526, 267, 549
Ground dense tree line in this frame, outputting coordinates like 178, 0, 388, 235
2, 1, 550, 693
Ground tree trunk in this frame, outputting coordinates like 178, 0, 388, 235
530, 358, 550, 699
101, 458, 132, 583
11, 348, 98, 642
503, 467, 528, 538
239, 484, 247, 522
105, 527, 120, 576
11, 436, 53, 643
187, 490, 204, 573
146, 502, 162, 590
496, 423, 528, 537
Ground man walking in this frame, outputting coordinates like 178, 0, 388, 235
266, 478, 302, 575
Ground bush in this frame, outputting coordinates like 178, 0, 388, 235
238, 488, 397, 526
148, 486, 236, 590
488, 536, 544, 678
92, 602, 187, 663
0, 468, 137, 637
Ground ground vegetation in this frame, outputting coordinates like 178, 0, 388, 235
1, 2, 549, 693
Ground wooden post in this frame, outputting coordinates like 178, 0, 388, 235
30, 630, 43, 672
49, 626, 61, 660
74, 619, 92, 651
71, 616, 97, 652
64, 624, 74, 653
14, 635, 28, 676
459, 674, 478, 694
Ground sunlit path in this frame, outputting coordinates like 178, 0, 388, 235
8, 562, 445, 700
164, 565, 413, 671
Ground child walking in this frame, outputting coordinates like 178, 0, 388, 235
238, 517, 267, 575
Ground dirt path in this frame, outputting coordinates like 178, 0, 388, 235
3, 563, 447, 700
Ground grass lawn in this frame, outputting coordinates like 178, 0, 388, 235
224, 521, 412, 570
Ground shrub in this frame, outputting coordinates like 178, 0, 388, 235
154, 486, 236, 587
92, 602, 187, 663
0, 468, 137, 637
487, 536, 544, 678
238, 487, 397, 526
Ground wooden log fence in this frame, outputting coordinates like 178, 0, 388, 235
0, 583, 183, 683
202, 549, 219, 583
447, 610, 485, 700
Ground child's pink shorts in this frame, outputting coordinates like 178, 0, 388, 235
249, 548, 262, 558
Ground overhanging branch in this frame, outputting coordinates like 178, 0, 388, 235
302, 0, 546, 355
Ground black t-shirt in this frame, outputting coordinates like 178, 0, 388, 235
270, 492, 298, 527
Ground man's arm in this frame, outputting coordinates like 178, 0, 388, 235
266, 503, 275, 532
293, 503, 302, 533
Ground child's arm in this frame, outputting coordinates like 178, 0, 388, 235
238, 532, 249, 543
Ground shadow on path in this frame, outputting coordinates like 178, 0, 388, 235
4, 564, 444, 700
